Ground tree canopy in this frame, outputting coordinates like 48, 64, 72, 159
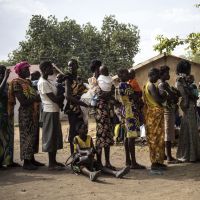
7, 15, 140, 77
153, 3, 200, 63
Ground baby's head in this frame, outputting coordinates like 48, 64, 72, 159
99, 66, 109, 76
186, 75, 194, 84
56, 73, 65, 83
129, 68, 136, 79
117, 68, 129, 82
31, 71, 41, 81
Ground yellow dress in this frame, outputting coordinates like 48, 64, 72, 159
143, 82, 165, 164
74, 135, 92, 153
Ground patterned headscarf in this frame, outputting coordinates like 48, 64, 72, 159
14, 61, 30, 75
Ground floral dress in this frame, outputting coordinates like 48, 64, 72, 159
9, 78, 38, 160
95, 86, 114, 149
119, 82, 140, 138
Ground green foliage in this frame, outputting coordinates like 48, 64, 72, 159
101, 15, 140, 74
185, 33, 200, 54
0, 60, 12, 67
153, 33, 200, 62
153, 35, 184, 54
185, 50, 200, 64
8, 15, 140, 78
153, 2, 200, 61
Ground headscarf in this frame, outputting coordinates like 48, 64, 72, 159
14, 61, 30, 75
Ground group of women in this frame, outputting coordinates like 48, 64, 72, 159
0, 58, 200, 173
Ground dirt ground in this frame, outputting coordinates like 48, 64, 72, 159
0, 120, 200, 200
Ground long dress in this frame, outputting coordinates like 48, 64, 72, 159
9, 78, 38, 160
95, 86, 114, 149
0, 85, 14, 165
119, 82, 140, 138
176, 76, 200, 162
143, 81, 165, 164
64, 78, 87, 144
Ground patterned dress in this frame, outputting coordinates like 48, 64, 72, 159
143, 82, 165, 164
9, 78, 38, 160
65, 78, 87, 143
95, 86, 114, 149
119, 82, 140, 138
0, 85, 14, 165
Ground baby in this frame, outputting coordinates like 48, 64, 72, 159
55, 73, 65, 111
97, 65, 113, 92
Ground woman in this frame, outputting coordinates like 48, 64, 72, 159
143, 68, 166, 171
176, 60, 200, 162
0, 65, 19, 169
38, 61, 65, 170
118, 68, 145, 169
9, 61, 42, 170
64, 59, 88, 155
90, 59, 115, 169
158, 65, 180, 163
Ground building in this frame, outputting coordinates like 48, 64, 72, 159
133, 54, 200, 89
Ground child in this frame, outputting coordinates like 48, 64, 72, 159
118, 68, 145, 169
31, 71, 41, 90
55, 73, 65, 111
72, 122, 130, 181
128, 69, 144, 125
31, 70, 43, 128
73, 122, 101, 181
97, 65, 113, 93
186, 75, 199, 100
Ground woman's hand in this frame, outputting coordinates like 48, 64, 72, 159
5, 69, 11, 79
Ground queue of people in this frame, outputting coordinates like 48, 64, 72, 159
0, 59, 200, 182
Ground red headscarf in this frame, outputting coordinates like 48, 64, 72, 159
14, 61, 30, 75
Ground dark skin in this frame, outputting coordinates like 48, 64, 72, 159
92, 65, 115, 169
147, 71, 167, 169
75, 124, 95, 155
0, 68, 10, 92
148, 73, 164, 105
74, 124, 101, 181
158, 70, 177, 162
0, 68, 9, 168
66, 63, 88, 108
14, 66, 42, 169
42, 65, 63, 104
66, 61, 88, 154
15, 67, 41, 106
0, 67, 21, 168
119, 70, 145, 169
75, 124, 130, 180
41, 64, 65, 168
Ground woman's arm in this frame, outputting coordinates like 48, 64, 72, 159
0, 69, 10, 93
15, 92, 40, 107
148, 83, 165, 104
177, 80, 189, 109
66, 79, 88, 107
46, 92, 63, 104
